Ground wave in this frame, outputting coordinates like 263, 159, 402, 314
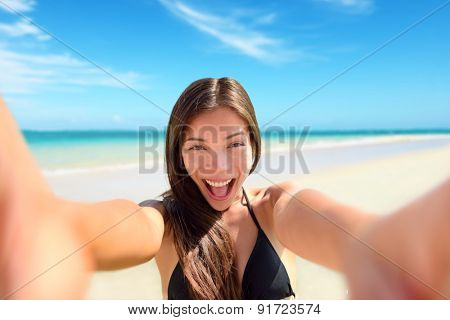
41, 134, 450, 176
264, 134, 450, 152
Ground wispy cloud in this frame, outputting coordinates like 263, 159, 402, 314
0, 18, 50, 40
0, 47, 145, 94
158, 0, 299, 63
0, 0, 50, 42
254, 12, 277, 25
315, 0, 374, 14
0, 0, 146, 95
0, 0, 35, 13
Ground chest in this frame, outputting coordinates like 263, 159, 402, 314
225, 204, 279, 285
156, 198, 292, 298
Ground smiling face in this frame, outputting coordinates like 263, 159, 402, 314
181, 107, 254, 211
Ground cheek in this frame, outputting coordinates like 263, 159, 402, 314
232, 148, 253, 174
181, 152, 195, 176
244, 149, 254, 173
182, 152, 216, 177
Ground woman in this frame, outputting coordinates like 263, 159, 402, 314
0, 78, 448, 300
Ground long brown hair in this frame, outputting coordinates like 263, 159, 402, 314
160, 77, 261, 299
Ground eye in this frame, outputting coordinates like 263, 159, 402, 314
228, 142, 245, 148
188, 145, 206, 151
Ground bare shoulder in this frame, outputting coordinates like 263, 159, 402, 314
140, 200, 177, 292
246, 180, 303, 219
262, 179, 303, 208
137, 199, 165, 241
139, 199, 166, 215
246, 185, 267, 199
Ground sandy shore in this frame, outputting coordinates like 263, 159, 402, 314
46, 138, 450, 299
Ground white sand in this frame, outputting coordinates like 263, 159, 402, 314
45, 139, 450, 299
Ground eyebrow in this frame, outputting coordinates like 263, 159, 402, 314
185, 131, 245, 142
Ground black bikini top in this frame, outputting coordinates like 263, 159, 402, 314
165, 187, 296, 300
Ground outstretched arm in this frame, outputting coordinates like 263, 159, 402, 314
1, 98, 93, 298
271, 181, 377, 271
61, 198, 165, 270
272, 178, 450, 299
0, 98, 164, 299
0, 98, 54, 201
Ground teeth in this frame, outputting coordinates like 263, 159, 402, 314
205, 179, 232, 187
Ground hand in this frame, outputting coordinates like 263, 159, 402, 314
343, 180, 450, 299
0, 180, 94, 299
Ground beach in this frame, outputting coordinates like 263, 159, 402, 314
42, 134, 450, 299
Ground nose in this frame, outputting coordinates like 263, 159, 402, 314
206, 149, 231, 176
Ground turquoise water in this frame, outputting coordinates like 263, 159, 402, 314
23, 129, 450, 174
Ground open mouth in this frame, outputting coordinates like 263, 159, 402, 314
202, 178, 236, 200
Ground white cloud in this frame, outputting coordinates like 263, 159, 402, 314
0, 48, 145, 94
158, 0, 298, 63
0, 0, 49, 42
112, 114, 123, 123
0, 0, 35, 13
254, 13, 277, 25
0, 1, 146, 95
315, 0, 374, 14
0, 18, 50, 41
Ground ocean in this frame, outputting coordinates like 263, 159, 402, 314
23, 129, 450, 176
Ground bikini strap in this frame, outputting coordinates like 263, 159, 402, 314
242, 187, 280, 254
242, 187, 262, 231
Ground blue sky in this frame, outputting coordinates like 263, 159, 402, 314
0, 0, 449, 130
